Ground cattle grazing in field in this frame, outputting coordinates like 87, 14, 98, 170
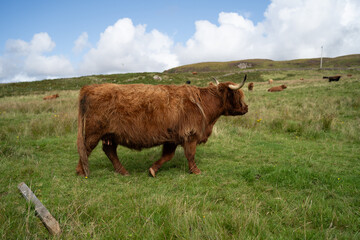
76, 75, 249, 177
268, 79, 273, 84
323, 75, 341, 82
347, 74, 352, 77
43, 94, 59, 100
186, 80, 191, 84
192, 72, 197, 75
268, 85, 287, 92
248, 82, 254, 91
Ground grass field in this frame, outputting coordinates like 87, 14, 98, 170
1, 65, 360, 239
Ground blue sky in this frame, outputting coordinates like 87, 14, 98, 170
0, 1, 268, 47
1, 0, 359, 83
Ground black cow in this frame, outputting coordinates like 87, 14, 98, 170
323, 75, 341, 82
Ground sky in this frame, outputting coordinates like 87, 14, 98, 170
1, 0, 360, 83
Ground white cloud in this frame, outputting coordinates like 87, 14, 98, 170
73, 32, 91, 54
29, 32, 56, 53
78, 18, 179, 75
176, 0, 360, 64
5, 32, 55, 55
175, 12, 268, 64
3, 73, 38, 83
260, 0, 360, 59
25, 54, 74, 76
0, 33, 74, 83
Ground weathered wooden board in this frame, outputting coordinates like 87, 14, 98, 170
18, 182, 61, 235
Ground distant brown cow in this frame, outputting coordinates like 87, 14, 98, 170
43, 94, 59, 100
268, 85, 287, 92
268, 79, 273, 84
248, 82, 254, 91
192, 72, 197, 75
76, 75, 249, 177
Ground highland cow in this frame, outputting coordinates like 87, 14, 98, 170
268, 85, 287, 92
43, 94, 59, 100
77, 75, 248, 177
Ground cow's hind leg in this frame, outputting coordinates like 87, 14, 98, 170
149, 142, 177, 177
76, 135, 100, 177
102, 141, 129, 176
183, 141, 201, 175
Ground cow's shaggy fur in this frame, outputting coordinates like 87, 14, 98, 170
77, 77, 248, 177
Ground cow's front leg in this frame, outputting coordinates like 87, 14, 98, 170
184, 141, 201, 174
149, 142, 177, 177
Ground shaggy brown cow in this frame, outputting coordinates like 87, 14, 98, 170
268, 85, 287, 92
43, 94, 59, 100
268, 79, 273, 84
76, 75, 248, 177
248, 82, 254, 91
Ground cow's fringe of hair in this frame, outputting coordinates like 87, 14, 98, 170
195, 102, 206, 137
186, 86, 207, 138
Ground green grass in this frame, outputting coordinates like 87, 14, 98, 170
1, 68, 360, 239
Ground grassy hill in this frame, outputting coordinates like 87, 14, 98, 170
165, 54, 360, 73
0, 56, 360, 239
1, 54, 360, 99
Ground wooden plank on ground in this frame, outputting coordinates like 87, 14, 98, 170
18, 182, 61, 235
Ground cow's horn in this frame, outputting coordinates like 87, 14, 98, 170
229, 74, 247, 90
212, 77, 219, 86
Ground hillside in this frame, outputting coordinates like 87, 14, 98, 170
1, 54, 359, 99
165, 54, 360, 73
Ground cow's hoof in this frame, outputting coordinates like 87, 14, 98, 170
76, 170, 85, 176
116, 169, 130, 176
190, 168, 201, 175
149, 167, 156, 177
115, 167, 130, 176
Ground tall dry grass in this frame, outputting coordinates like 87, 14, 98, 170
0, 91, 78, 141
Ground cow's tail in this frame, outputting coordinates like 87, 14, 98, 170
77, 94, 90, 177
